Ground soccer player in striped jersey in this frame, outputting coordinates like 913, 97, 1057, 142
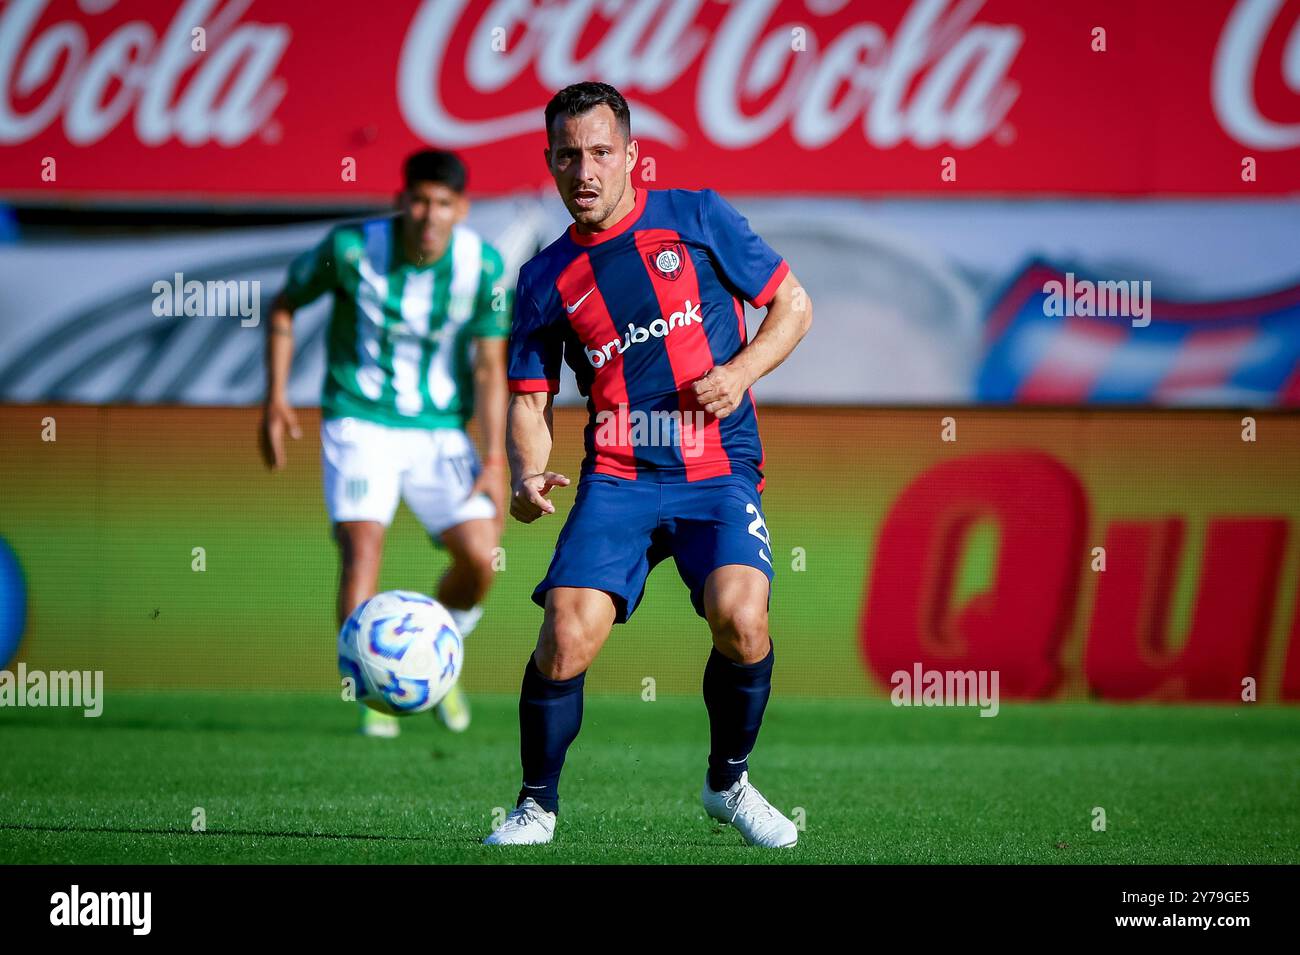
484, 84, 813, 847
260, 151, 510, 738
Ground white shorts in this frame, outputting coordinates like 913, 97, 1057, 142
321, 417, 496, 537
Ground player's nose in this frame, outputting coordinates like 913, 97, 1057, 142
572, 156, 599, 189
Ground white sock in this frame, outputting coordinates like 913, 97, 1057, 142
448, 605, 483, 639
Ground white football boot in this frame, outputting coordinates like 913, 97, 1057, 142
435, 683, 471, 732
435, 606, 480, 733
359, 706, 401, 738
482, 797, 556, 846
702, 771, 798, 847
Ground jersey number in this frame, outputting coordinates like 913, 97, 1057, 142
746, 503, 772, 567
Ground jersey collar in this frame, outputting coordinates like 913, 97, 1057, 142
567, 186, 647, 247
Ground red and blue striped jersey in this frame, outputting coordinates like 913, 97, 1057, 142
508, 187, 789, 487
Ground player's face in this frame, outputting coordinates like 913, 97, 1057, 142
398, 181, 466, 262
545, 106, 636, 229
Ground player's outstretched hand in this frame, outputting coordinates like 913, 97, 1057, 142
260, 399, 302, 471
692, 364, 748, 419
511, 471, 571, 523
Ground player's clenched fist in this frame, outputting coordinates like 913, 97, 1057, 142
511, 471, 571, 523
692, 364, 749, 419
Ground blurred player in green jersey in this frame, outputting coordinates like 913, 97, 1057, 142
260, 150, 511, 737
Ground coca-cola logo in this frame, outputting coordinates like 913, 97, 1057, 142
1213, 0, 1300, 149
398, 0, 1023, 152
2, 0, 1294, 195
0, 0, 289, 146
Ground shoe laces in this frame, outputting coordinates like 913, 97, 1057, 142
511, 800, 549, 828
724, 781, 778, 825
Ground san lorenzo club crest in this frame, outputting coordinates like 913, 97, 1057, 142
647, 243, 685, 281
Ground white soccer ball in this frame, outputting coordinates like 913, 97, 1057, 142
337, 590, 463, 715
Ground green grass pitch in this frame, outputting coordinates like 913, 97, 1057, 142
1, 691, 1297, 864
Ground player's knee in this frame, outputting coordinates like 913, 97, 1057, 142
536, 615, 595, 680
709, 603, 769, 660
336, 525, 383, 570
444, 548, 488, 600
459, 548, 496, 601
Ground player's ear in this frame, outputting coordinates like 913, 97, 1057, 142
543, 146, 552, 172
454, 193, 469, 223
625, 139, 638, 174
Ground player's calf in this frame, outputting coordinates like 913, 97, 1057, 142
438, 517, 498, 627
433, 518, 500, 733
702, 567, 775, 793
334, 521, 386, 625
484, 590, 614, 830
335, 521, 390, 736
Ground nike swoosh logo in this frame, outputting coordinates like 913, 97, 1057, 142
566, 287, 596, 313
522, 783, 547, 789
726, 753, 751, 765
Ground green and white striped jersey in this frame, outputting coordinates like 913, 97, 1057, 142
282, 215, 512, 429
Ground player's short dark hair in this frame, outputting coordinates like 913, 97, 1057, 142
544, 82, 631, 146
403, 149, 467, 193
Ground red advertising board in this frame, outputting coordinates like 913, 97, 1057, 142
1, 0, 1299, 203
2, 405, 1297, 701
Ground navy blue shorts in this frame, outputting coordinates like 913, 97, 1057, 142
533, 474, 774, 623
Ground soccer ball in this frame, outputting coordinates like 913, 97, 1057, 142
337, 590, 463, 715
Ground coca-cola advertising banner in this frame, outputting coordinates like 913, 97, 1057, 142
2, 0, 1299, 203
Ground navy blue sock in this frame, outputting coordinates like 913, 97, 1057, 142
517, 655, 585, 815
703, 641, 774, 792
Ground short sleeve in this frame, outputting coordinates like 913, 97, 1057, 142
467, 243, 512, 340
281, 229, 339, 308
507, 271, 562, 393
702, 189, 789, 308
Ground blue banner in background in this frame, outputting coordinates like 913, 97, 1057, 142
0, 537, 26, 669
979, 261, 1300, 407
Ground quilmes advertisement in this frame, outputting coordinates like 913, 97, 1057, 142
1, 406, 1297, 703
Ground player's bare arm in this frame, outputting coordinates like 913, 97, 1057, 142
259, 290, 302, 470
693, 271, 813, 419
468, 337, 509, 527
506, 391, 570, 523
